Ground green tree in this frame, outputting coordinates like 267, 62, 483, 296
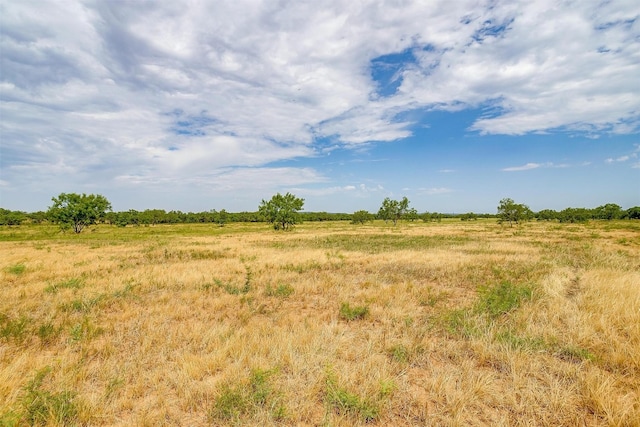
594, 203, 623, 220
627, 206, 640, 219
47, 193, 112, 233
378, 197, 410, 225
258, 192, 304, 230
497, 198, 529, 227
351, 210, 373, 224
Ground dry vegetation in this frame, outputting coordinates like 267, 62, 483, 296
1, 219, 639, 426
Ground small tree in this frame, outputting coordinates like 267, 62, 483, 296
48, 193, 112, 233
378, 196, 410, 225
497, 198, 529, 227
351, 210, 373, 225
259, 192, 304, 230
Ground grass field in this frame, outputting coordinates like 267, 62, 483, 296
1, 220, 639, 426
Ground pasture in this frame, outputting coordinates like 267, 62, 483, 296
1, 220, 639, 426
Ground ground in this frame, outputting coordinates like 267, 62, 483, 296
1, 220, 639, 426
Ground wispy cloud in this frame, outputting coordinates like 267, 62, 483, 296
502, 162, 570, 172
502, 163, 542, 172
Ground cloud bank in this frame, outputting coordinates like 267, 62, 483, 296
1, 0, 639, 209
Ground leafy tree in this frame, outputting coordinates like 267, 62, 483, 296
258, 192, 304, 230
594, 203, 623, 220
460, 212, 477, 221
351, 210, 373, 224
558, 207, 590, 223
405, 208, 419, 222
627, 206, 640, 220
0, 208, 26, 226
47, 193, 112, 233
536, 209, 558, 221
497, 198, 530, 227
378, 197, 410, 225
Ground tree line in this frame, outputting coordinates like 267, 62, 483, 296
0, 192, 638, 232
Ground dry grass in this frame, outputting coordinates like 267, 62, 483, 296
1, 219, 639, 426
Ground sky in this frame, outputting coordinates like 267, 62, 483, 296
1, 0, 639, 214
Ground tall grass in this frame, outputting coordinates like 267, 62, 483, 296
0, 220, 638, 425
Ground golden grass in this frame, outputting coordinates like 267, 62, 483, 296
1, 220, 639, 426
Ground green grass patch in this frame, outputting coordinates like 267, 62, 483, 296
0, 313, 30, 343
44, 278, 84, 294
325, 375, 379, 422
20, 367, 80, 426
475, 282, 533, 319
339, 302, 369, 321
209, 368, 286, 422
5, 263, 26, 275
264, 283, 295, 298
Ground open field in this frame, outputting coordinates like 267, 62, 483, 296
1, 220, 639, 426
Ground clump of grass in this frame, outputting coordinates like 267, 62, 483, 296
37, 322, 60, 345
557, 345, 597, 363
264, 283, 294, 298
213, 265, 253, 295
387, 344, 410, 363
438, 308, 479, 338
339, 302, 369, 321
475, 282, 533, 318
209, 368, 286, 422
495, 329, 545, 351
21, 367, 79, 426
325, 375, 379, 422
0, 313, 30, 343
5, 263, 26, 275
44, 278, 84, 294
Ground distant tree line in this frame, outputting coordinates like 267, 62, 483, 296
1, 194, 638, 231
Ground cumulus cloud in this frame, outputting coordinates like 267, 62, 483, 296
1, 0, 639, 209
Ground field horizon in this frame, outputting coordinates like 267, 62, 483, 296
1, 219, 639, 426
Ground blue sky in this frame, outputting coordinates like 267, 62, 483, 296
1, 0, 639, 213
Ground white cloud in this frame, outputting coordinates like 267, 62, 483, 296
502, 163, 542, 172
421, 187, 454, 195
1, 0, 639, 210
502, 162, 570, 171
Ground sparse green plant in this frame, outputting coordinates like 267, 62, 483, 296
21, 367, 79, 426
325, 375, 379, 422
475, 282, 533, 318
265, 283, 295, 298
209, 368, 285, 422
37, 322, 60, 345
45, 278, 84, 294
0, 410, 20, 427
388, 344, 410, 363
339, 302, 369, 321
557, 345, 597, 363
0, 313, 30, 343
5, 263, 26, 275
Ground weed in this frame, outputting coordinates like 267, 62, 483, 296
44, 278, 84, 294
69, 317, 101, 343
5, 263, 26, 275
557, 345, 597, 363
438, 308, 479, 338
339, 302, 370, 321
325, 376, 379, 422
388, 344, 410, 363
264, 283, 294, 298
209, 368, 285, 422
37, 322, 60, 345
21, 367, 79, 426
495, 329, 545, 351
475, 282, 533, 319
0, 313, 30, 343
